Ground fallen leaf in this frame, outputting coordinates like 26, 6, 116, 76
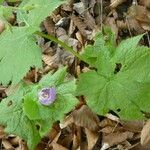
126, 5, 150, 34
99, 118, 117, 128
120, 120, 144, 132
2, 139, 14, 149
0, 126, 5, 139
102, 131, 133, 149
101, 126, 121, 134
141, 120, 150, 146
139, 0, 150, 9
71, 14, 87, 37
72, 105, 100, 131
52, 142, 68, 150
61, 3, 72, 12
43, 17, 55, 35
110, 0, 126, 9
84, 11, 96, 29
85, 128, 99, 150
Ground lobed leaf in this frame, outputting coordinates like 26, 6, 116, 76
77, 32, 150, 120
0, 27, 42, 85
0, 67, 78, 149
18, 0, 65, 29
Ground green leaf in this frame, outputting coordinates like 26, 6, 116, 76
23, 93, 41, 120
0, 27, 42, 85
0, 5, 13, 23
23, 67, 78, 136
111, 34, 143, 64
23, 91, 78, 137
0, 88, 41, 150
0, 0, 4, 4
39, 67, 67, 86
81, 30, 116, 77
18, 0, 65, 29
77, 33, 150, 120
116, 46, 150, 82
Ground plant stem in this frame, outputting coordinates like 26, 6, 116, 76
35, 31, 85, 61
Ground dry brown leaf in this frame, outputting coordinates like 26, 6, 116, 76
101, 126, 121, 134
99, 118, 117, 128
71, 14, 87, 37
48, 123, 60, 143
42, 54, 54, 66
126, 5, 150, 33
41, 42, 52, 54
72, 105, 100, 131
84, 11, 96, 29
76, 31, 84, 45
130, 143, 150, 150
57, 127, 73, 148
121, 120, 144, 132
110, 0, 126, 9
126, 17, 145, 34
85, 128, 99, 150
116, 20, 127, 29
141, 120, 150, 146
2, 139, 14, 149
35, 142, 46, 150
139, 0, 150, 9
52, 142, 68, 150
102, 131, 133, 149
68, 19, 76, 36
72, 134, 79, 150
49, 131, 61, 149
9, 136, 20, 146
43, 17, 55, 35
24, 69, 39, 83
80, 141, 88, 150
16, 140, 28, 150
61, 3, 72, 12
0, 126, 5, 139
134, 6, 150, 30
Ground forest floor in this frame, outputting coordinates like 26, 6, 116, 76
0, 0, 150, 149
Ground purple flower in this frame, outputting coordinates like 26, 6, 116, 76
38, 87, 56, 106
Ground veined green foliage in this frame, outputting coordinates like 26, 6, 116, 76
0, 0, 65, 85
0, 67, 78, 150
77, 31, 150, 120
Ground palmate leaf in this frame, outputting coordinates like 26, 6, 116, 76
0, 0, 65, 85
23, 67, 78, 136
0, 67, 78, 150
18, 0, 65, 28
77, 32, 150, 120
0, 27, 42, 85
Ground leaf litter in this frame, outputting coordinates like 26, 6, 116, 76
0, 0, 150, 149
